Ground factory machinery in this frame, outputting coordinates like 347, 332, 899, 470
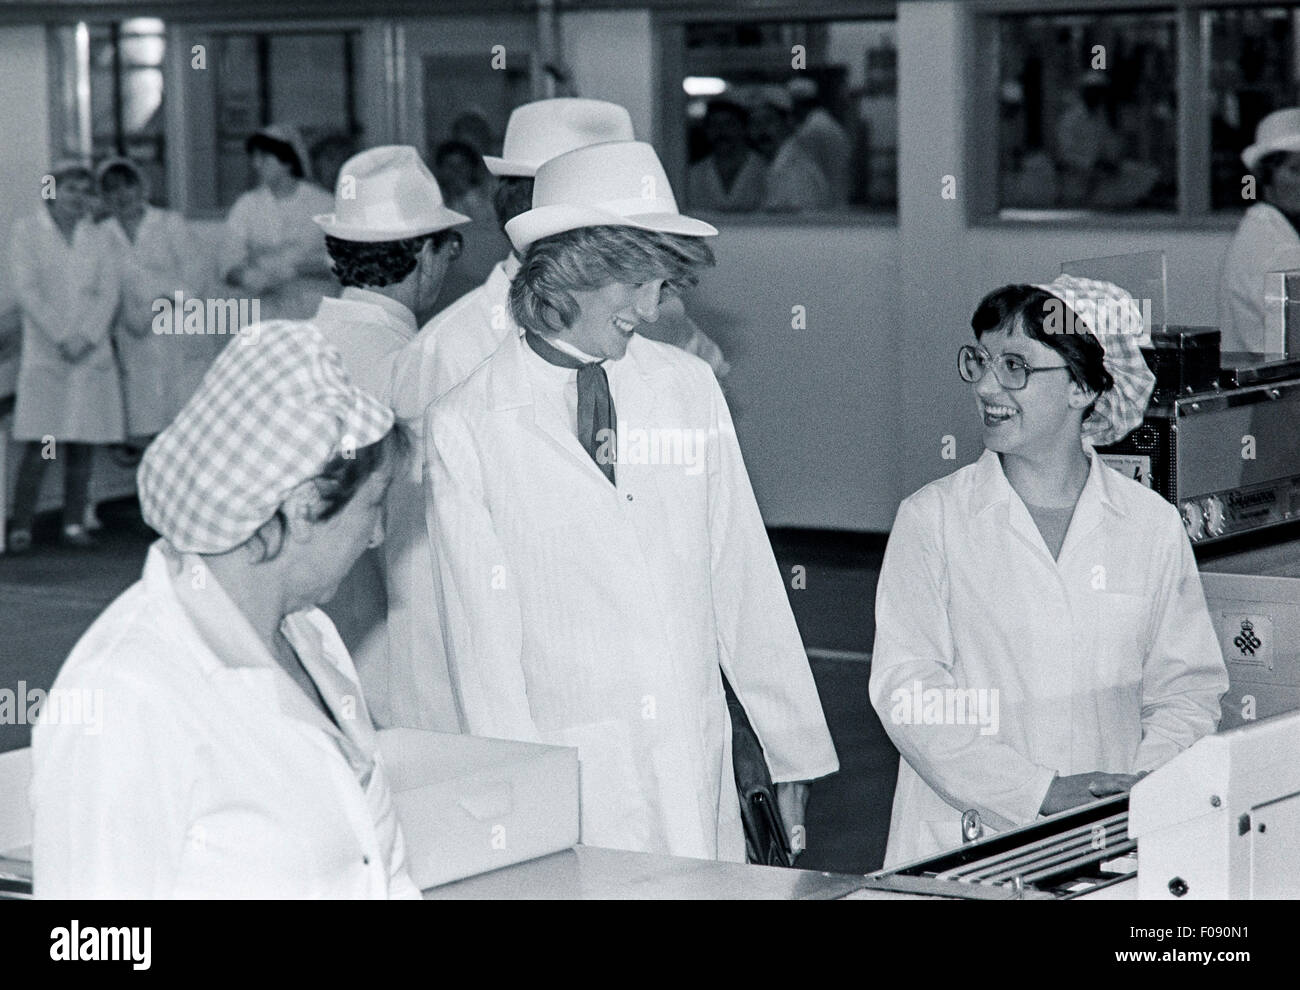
859, 709, 1300, 900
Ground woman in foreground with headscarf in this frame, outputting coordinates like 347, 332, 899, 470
869, 275, 1229, 868
219, 124, 336, 321
31, 321, 420, 898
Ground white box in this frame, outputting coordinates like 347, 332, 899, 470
377, 728, 580, 891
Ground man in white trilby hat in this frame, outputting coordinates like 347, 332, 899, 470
1220, 107, 1300, 353
309, 145, 468, 730
424, 139, 838, 861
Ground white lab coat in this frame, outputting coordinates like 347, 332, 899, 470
869, 449, 1228, 867
8, 210, 124, 443
101, 207, 192, 436
425, 331, 838, 860
219, 182, 337, 322
1218, 202, 1300, 354
31, 542, 421, 899
312, 289, 460, 733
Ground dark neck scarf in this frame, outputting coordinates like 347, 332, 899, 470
524, 330, 617, 485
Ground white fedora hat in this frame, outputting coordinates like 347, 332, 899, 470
483, 98, 636, 177
1243, 107, 1300, 171
314, 145, 469, 242
505, 140, 717, 251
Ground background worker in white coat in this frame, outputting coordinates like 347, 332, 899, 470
97, 157, 192, 441
425, 140, 838, 860
220, 124, 336, 322
32, 321, 419, 898
311, 146, 468, 730
1219, 107, 1300, 353
6, 161, 123, 553
869, 276, 1227, 868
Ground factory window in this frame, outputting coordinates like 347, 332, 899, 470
661, 11, 898, 217
1205, 5, 1299, 210
49, 19, 168, 203
199, 30, 362, 211
994, 10, 1179, 215
982, 2, 1300, 222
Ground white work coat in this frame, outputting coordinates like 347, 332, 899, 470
31, 542, 421, 899
313, 288, 460, 733
8, 210, 124, 443
425, 331, 838, 860
219, 182, 337, 322
1218, 202, 1300, 354
869, 449, 1228, 867
101, 208, 192, 436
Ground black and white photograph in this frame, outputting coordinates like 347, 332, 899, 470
0, 0, 1291, 964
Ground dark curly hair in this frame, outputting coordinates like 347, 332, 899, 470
325, 230, 460, 289
971, 284, 1114, 412
249, 426, 409, 562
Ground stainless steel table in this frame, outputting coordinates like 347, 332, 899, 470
424, 845, 883, 900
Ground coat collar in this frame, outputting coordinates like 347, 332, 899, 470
329, 287, 418, 336
484, 331, 671, 485
143, 542, 378, 772
969, 447, 1125, 560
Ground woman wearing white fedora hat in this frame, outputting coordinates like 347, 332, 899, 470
1220, 107, 1300, 353
220, 124, 336, 322
309, 145, 468, 733
425, 139, 838, 862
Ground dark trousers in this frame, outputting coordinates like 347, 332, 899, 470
10, 441, 94, 532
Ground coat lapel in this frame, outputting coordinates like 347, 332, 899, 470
488, 330, 621, 488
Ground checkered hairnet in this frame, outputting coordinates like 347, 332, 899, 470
138, 321, 394, 554
1031, 274, 1155, 447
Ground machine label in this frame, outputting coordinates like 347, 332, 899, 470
1098, 453, 1152, 488
1221, 613, 1273, 669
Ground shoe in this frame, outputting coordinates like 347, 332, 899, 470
83, 503, 104, 532
6, 529, 33, 554
61, 523, 95, 548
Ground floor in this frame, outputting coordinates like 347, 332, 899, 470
0, 503, 899, 874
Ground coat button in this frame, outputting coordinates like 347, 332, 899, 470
626, 494, 633, 501
363, 855, 371, 866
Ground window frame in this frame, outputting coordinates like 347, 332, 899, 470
652, 1, 900, 227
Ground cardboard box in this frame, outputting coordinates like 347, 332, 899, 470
377, 729, 580, 891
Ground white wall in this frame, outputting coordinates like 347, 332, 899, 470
691, 223, 900, 530
559, 9, 656, 145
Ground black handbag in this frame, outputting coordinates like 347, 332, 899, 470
722, 671, 792, 868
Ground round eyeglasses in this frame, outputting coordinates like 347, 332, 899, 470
957, 344, 1069, 391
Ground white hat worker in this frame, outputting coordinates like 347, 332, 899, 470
483, 98, 636, 178
1242, 107, 1300, 172
314, 145, 469, 242
505, 140, 717, 251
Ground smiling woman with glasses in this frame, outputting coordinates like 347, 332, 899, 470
866, 276, 1229, 869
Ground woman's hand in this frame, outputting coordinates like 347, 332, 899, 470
1039, 772, 1140, 816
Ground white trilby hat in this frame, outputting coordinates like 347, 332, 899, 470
505, 140, 717, 251
314, 145, 469, 243
1243, 107, 1300, 171
484, 98, 636, 177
